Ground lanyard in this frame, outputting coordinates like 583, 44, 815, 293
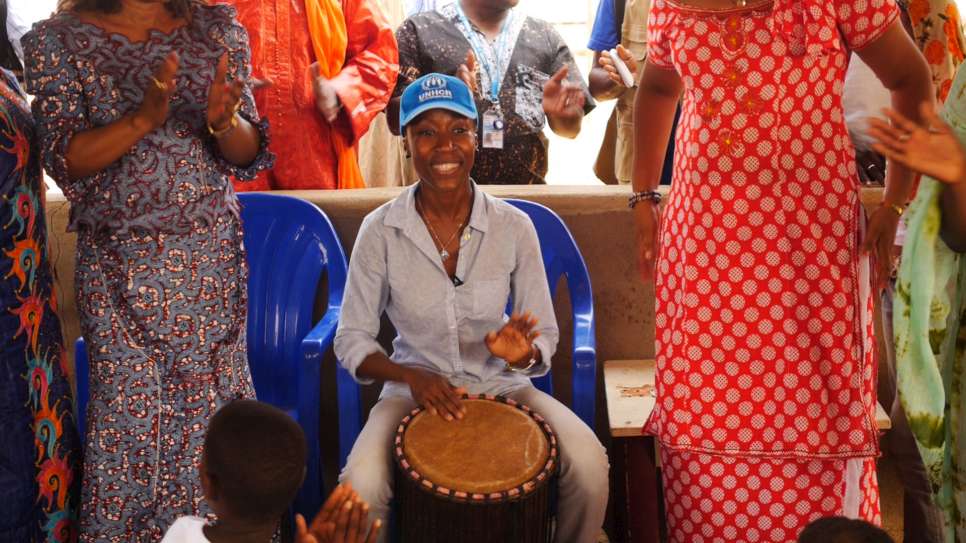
454, 3, 516, 104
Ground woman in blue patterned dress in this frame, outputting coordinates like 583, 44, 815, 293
23, 0, 273, 538
0, 3, 81, 539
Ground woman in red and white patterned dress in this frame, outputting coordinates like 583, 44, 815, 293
631, 0, 933, 540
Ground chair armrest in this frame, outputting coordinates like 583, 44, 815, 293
299, 306, 364, 470
301, 307, 340, 360
296, 307, 342, 518
571, 315, 597, 429
334, 365, 363, 469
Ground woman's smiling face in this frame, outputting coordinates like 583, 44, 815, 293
405, 109, 478, 192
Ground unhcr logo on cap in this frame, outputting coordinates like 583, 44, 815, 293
418, 75, 453, 102
400, 73, 478, 130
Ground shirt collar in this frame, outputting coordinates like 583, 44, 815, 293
384, 180, 490, 234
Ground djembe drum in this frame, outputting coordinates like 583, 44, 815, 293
393, 394, 558, 542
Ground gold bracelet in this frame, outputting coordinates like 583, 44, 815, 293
208, 114, 238, 139
883, 202, 906, 217
149, 76, 168, 92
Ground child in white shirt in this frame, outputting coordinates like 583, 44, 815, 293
161, 400, 379, 543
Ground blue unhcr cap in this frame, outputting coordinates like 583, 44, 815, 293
399, 73, 478, 131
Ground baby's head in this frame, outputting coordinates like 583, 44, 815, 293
202, 399, 307, 524
798, 517, 895, 543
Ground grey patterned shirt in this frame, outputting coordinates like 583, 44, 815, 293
394, 4, 594, 184
334, 184, 559, 399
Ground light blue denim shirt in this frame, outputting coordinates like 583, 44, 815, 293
334, 183, 559, 399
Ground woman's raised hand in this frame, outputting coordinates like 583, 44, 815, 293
207, 53, 245, 133
485, 312, 539, 367
135, 51, 179, 131
869, 103, 966, 185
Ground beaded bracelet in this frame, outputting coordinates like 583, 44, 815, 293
628, 190, 662, 209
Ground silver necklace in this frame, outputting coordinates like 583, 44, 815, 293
416, 197, 469, 261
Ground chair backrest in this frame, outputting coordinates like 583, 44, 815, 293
504, 199, 597, 427
239, 193, 347, 411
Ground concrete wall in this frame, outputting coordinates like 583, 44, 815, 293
47, 184, 886, 374
47, 185, 652, 449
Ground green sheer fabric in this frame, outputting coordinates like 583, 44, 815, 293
895, 66, 966, 542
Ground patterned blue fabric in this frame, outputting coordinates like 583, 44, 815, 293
23, 5, 273, 541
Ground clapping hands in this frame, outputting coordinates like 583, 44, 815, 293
457, 51, 479, 95
207, 53, 245, 133
295, 484, 381, 543
542, 66, 585, 121
135, 51, 179, 131
310, 62, 342, 124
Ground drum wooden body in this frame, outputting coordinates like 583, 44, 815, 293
393, 395, 558, 542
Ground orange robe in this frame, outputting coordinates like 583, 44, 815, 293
232, 0, 399, 190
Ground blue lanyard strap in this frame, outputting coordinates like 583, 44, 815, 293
454, 3, 516, 104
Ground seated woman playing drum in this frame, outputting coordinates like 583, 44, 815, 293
334, 74, 609, 543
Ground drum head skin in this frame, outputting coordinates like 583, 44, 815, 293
401, 397, 550, 495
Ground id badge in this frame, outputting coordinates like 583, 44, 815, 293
482, 109, 505, 149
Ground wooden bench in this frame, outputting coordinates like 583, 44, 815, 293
603, 359, 892, 543
604, 359, 892, 436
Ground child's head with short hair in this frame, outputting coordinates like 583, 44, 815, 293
798, 517, 895, 543
202, 399, 307, 524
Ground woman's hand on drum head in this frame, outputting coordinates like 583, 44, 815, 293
634, 200, 660, 282
485, 312, 540, 367
296, 483, 381, 543
404, 368, 467, 421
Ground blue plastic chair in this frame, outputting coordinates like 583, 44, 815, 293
333, 198, 596, 468
74, 193, 347, 519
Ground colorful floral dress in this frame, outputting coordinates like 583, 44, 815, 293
23, 5, 273, 541
905, 0, 965, 102
0, 69, 80, 543
644, 0, 897, 540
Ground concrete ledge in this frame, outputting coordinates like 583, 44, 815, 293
45, 184, 887, 430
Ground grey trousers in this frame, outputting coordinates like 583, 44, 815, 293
339, 385, 610, 543
880, 288, 945, 543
